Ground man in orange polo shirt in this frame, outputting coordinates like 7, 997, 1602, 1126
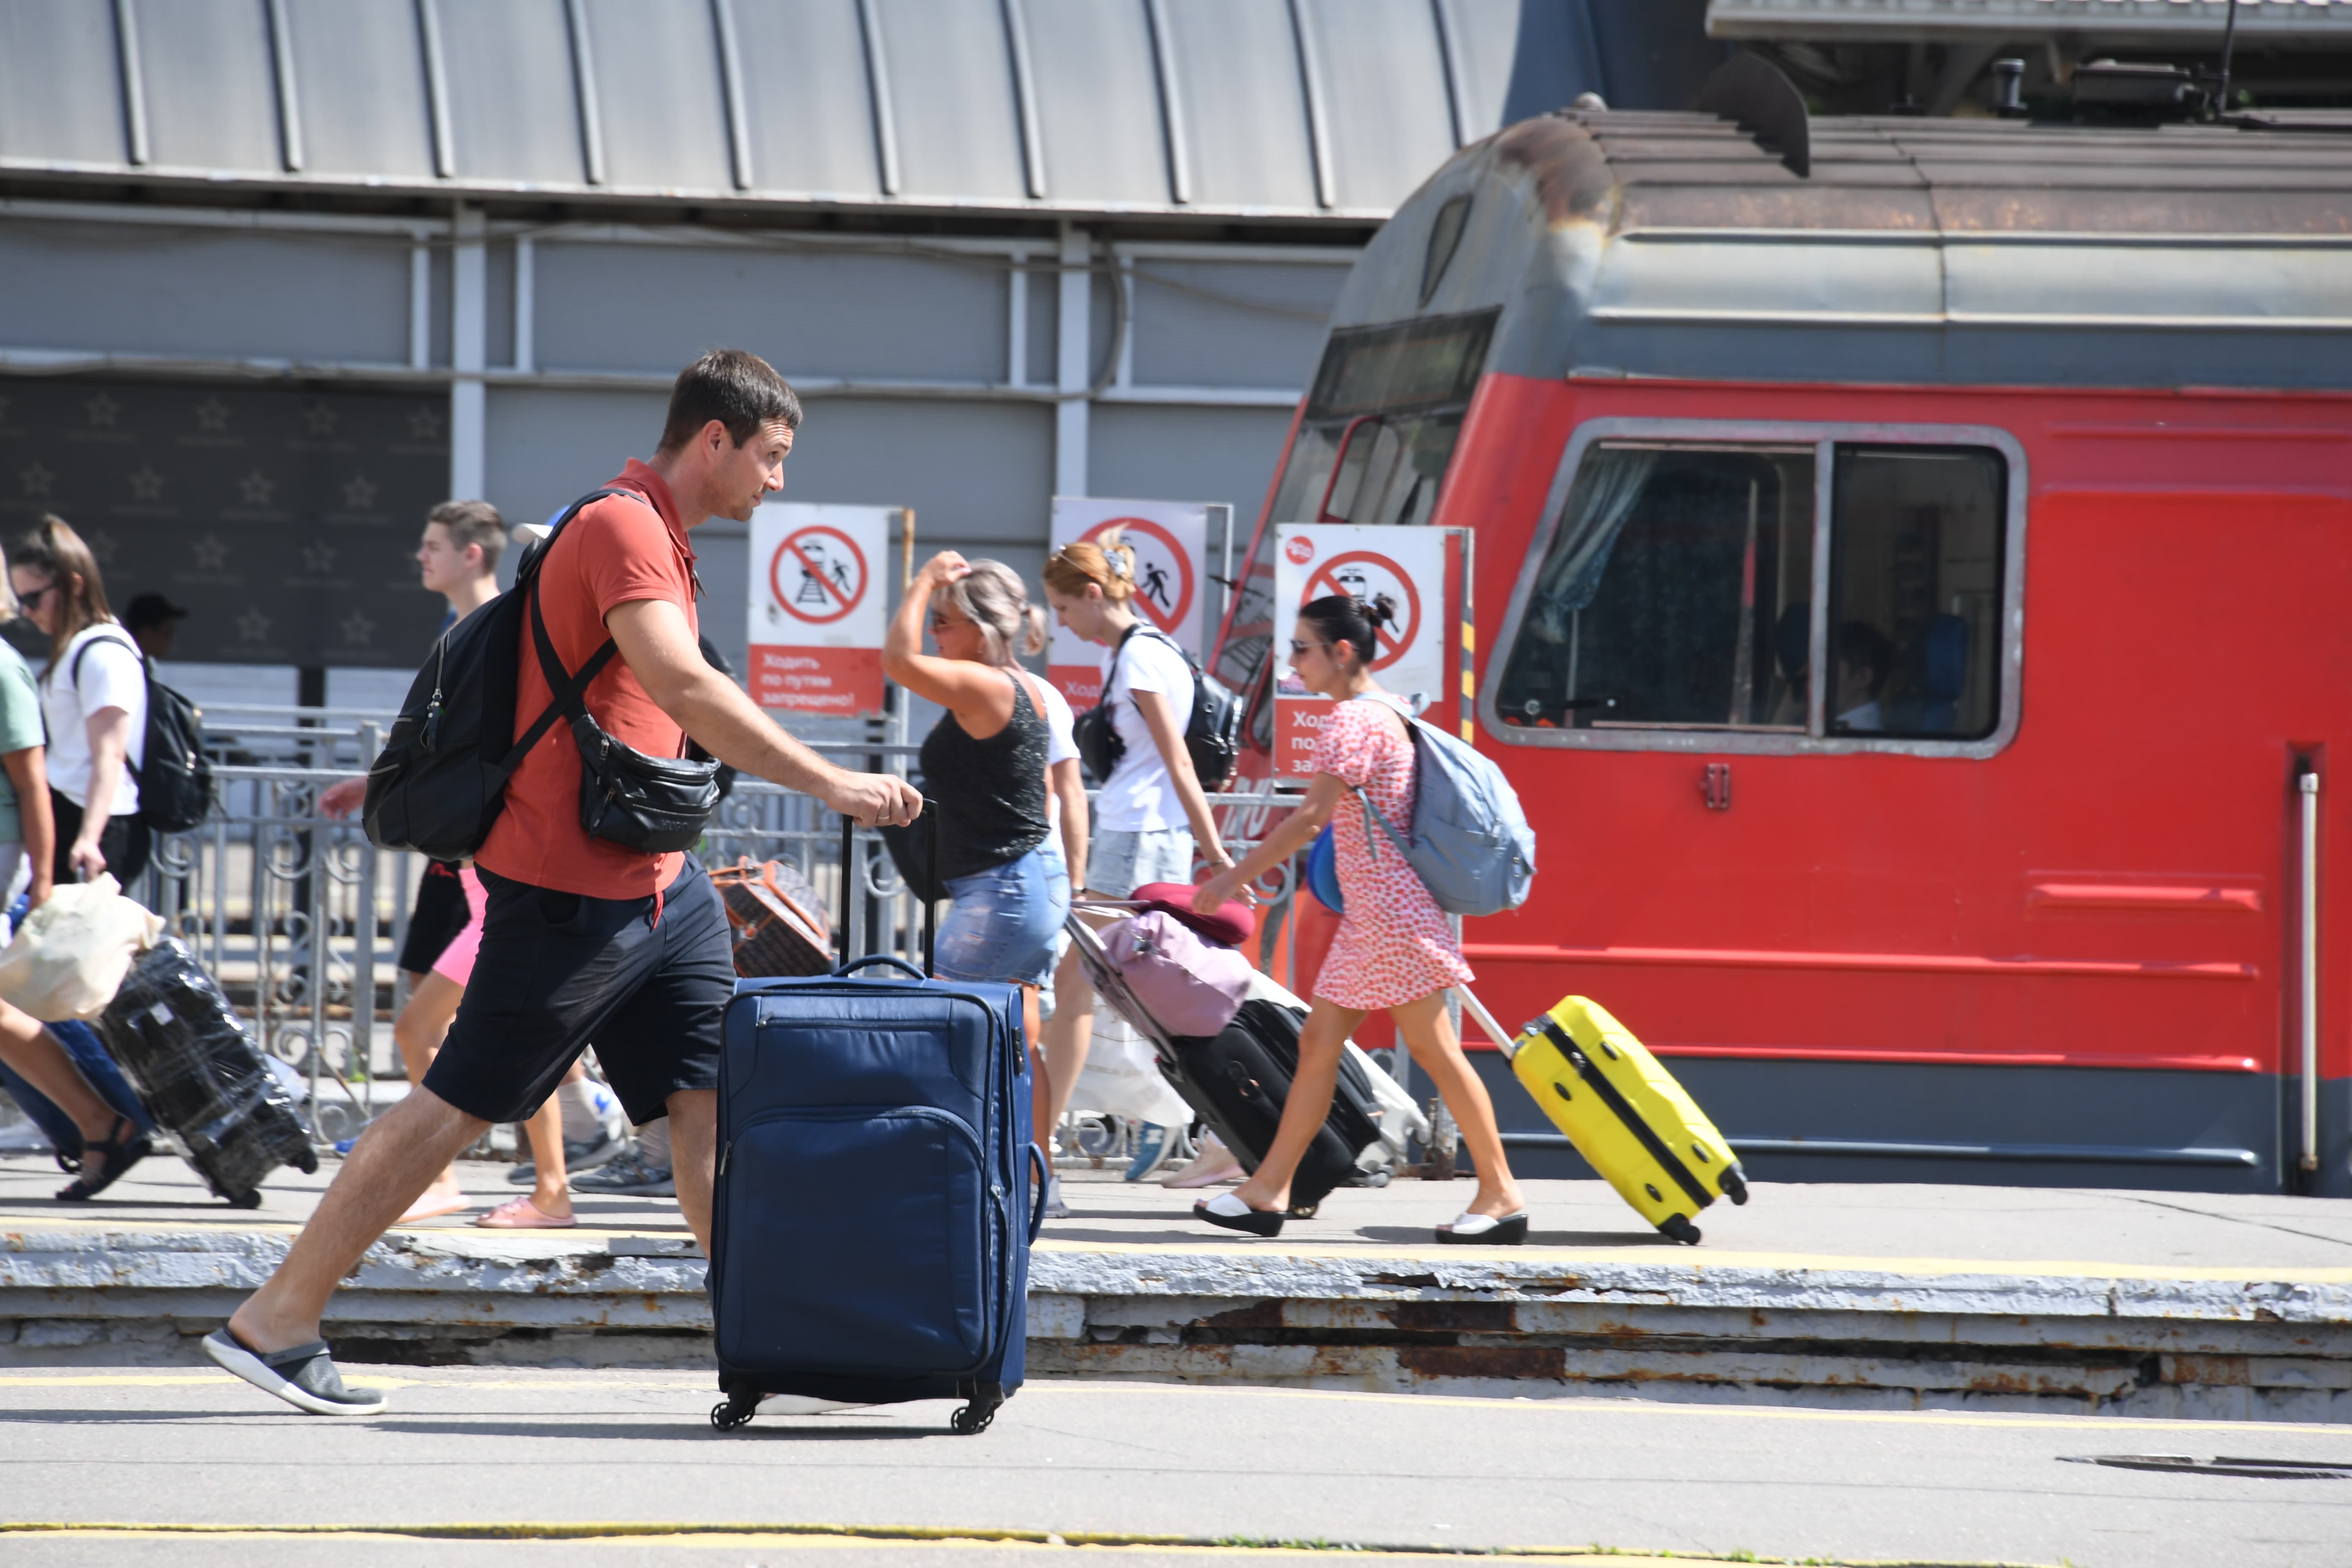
206, 350, 921, 1415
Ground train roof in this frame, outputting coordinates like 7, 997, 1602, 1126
1355, 109, 2352, 394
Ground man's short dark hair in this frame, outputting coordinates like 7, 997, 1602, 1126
1836, 619, 1896, 692
657, 349, 803, 453
427, 499, 506, 571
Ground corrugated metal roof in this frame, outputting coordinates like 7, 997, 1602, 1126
0, 0, 1544, 222
1342, 110, 2352, 390
1709, 0, 2352, 42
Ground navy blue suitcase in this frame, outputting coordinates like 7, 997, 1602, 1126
708, 818, 1041, 1435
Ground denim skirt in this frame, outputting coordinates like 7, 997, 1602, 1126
935, 844, 1070, 990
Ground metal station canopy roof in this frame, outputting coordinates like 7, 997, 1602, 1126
1708, 0, 2352, 44
0, 0, 1535, 224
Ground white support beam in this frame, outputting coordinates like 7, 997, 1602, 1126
1054, 222, 1090, 498
1006, 245, 1028, 387
408, 233, 432, 370
513, 234, 536, 373
450, 204, 487, 501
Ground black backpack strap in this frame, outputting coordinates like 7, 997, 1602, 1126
492, 485, 646, 773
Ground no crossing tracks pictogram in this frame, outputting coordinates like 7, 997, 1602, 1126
1084, 517, 1194, 638
1303, 549, 1422, 671
770, 525, 869, 627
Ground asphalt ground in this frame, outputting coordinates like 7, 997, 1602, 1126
2, 1367, 2350, 1567
8, 1146, 2352, 1275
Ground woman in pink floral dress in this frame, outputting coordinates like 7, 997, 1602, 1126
1190, 595, 1527, 1244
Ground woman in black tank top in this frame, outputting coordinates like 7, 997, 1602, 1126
884, 553, 1073, 1151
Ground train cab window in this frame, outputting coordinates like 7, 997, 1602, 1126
1492, 433, 2014, 752
1213, 308, 1498, 699
1828, 447, 2005, 740
1496, 444, 1817, 731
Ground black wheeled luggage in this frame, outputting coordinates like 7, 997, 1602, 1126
1171, 999, 1386, 1213
1064, 915, 1386, 1213
95, 939, 318, 1207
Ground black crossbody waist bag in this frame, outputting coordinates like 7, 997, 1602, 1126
527, 539, 720, 855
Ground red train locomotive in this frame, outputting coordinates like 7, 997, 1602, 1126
1211, 103, 2352, 1195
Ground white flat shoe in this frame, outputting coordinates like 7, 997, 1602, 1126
1437, 1209, 1528, 1246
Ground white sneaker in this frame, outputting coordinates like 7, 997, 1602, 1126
1040, 1173, 1072, 1219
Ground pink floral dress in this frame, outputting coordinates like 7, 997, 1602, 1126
1310, 697, 1473, 1011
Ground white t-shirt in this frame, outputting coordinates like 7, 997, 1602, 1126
44, 623, 147, 814
1095, 630, 1195, 833
1032, 675, 1078, 844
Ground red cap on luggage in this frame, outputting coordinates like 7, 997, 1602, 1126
1129, 882, 1255, 948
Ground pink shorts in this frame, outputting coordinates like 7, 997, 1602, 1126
430, 866, 487, 988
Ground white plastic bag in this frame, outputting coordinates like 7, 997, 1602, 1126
0, 875, 164, 1021
1068, 1008, 1193, 1127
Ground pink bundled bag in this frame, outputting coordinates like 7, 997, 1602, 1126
1101, 909, 1253, 1038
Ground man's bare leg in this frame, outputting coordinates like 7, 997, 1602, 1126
665, 1086, 718, 1253
226, 1085, 486, 1354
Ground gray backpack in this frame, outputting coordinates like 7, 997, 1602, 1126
1351, 697, 1536, 919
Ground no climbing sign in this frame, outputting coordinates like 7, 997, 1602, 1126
749, 503, 900, 718
1270, 525, 1457, 779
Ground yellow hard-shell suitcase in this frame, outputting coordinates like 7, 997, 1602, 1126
1459, 990, 1748, 1244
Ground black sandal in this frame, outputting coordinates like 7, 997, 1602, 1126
54, 1114, 152, 1202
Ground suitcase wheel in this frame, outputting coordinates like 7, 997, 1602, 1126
1658, 1214, 1701, 1246
950, 1399, 998, 1436
225, 1189, 263, 1210
293, 1147, 321, 1176
1719, 1168, 1750, 1206
710, 1390, 760, 1432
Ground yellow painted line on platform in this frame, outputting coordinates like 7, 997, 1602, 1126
1034, 1236, 2352, 1285
0, 1521, 2042, 1566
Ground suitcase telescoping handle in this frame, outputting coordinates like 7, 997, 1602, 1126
1455, 986, 1522, 1060
836, 802, 939, 976
835, 955, 926, 981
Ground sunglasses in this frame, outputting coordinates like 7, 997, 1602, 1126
1288, 638, 1331, 656
929, 613, 973, 633
15, 583, 57, 610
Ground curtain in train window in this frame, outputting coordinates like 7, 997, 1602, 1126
1497, 444, 1817, 731
1827, 446, 2005, 740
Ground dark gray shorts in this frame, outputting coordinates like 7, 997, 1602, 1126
422, 853, 732, 1126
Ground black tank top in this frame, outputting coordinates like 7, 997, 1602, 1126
920, 672, 1051, 883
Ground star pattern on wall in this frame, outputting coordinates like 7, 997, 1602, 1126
341, 473, 379, 511
126, 465, 166, 502
19, 463, 52, 499
237, 470, 275, 506
85, 529, 119, 567
193, 396, 231, 433
191, 533, 229, 571
339, 610, 376, 647
84, 392, 120, 428
301, 402, 338, 436
236, 607, 271, 642
407, 406, 445, 441
301, 539, 338, 576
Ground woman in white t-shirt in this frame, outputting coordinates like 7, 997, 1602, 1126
1039, 533, 1233, 1152
7, 517, 150, 886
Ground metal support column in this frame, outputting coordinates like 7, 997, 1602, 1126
450, 203, 487, 499
1054, 222, 1090, 498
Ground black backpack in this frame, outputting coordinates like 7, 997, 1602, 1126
365, 488, 633, 860
68, 632, 213, 834
1073, 624, 1243, 792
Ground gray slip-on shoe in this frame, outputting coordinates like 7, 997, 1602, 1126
202, 1328, 386, 1416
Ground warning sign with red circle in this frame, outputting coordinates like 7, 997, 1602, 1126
1270, 525, 1454, 777
1047, 497, 1211, 709
749, 503, 898, 718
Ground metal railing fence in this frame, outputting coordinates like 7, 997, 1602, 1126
136, 706, 1308, 1144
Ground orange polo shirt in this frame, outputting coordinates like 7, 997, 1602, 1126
475, 460, 699, 900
